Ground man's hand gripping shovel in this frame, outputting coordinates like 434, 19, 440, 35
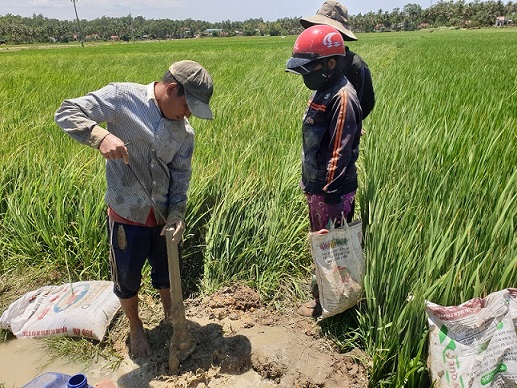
164, 226, 196, 374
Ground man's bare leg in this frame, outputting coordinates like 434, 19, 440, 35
119, 295, 151, 357
158, 288, 172, 323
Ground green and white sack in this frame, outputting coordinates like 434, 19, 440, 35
426, 288, 517, 388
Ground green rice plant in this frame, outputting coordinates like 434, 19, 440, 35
0, 31, 515, 387
358, 29, 516, 386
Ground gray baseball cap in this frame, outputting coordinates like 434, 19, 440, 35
300, 1, 358, 41
169, 60, 214, 120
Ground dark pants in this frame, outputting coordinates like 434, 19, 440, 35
108, 219, 170, 299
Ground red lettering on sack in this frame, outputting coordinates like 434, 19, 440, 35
81, 329, 93, 338
37, 307, 51, 320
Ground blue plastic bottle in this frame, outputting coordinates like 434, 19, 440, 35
67, 373, 89, 388
22, 372, 71, 388
22, 372, 93, 388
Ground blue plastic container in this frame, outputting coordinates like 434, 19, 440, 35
22, 372, 93, 388
22, 372, 71, 388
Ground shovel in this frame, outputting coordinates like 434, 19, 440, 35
164, 227, 196, 374
125, 161, 196, 372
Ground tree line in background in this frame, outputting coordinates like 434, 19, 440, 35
0, 0, 516, 45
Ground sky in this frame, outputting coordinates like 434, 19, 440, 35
0, 0, 438, 22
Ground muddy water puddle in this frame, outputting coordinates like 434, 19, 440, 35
0, 338, 129, 387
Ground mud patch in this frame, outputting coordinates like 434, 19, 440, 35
1, 283, 369, 387
110, 283, 369, 387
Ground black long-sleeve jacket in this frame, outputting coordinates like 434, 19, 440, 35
340, 47, 375, 119
300, 74, 362, 204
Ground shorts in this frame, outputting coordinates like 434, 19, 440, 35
108, 219, 170, 299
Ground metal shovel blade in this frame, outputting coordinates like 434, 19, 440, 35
165, 227, 196, 374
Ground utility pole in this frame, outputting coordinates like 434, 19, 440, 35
130, 13, 135, 44
71, 0, 84, 47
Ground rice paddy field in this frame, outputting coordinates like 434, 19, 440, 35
1, 28, 516, 387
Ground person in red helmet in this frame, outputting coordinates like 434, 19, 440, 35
286, 25, 362, 318
300, 1, 375, 120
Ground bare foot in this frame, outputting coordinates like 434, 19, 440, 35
129, 327, 151, 358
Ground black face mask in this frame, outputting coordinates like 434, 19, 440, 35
302, 62, 335, 91
302, 68, 327, 90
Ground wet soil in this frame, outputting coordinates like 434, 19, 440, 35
1, 282, 369, 387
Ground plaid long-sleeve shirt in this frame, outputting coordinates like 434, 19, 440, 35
55, 82, 194, 225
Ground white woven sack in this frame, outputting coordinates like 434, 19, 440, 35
426, 288, 517, 388
309, 220, 364, 319
0, 280, 120, 341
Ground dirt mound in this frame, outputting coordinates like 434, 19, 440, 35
110, 283, 369, 387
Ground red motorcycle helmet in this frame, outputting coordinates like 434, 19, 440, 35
286, 24, 345, 75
